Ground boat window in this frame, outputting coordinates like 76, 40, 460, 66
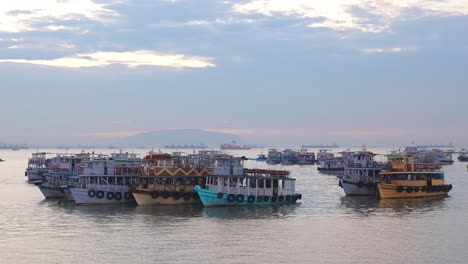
250, 179, 256, 188
259, 179, 265, 188
266, 179, 271, 188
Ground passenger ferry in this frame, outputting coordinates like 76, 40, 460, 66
220, 140, 251, 150
296, 149, 316, 165
194, 157, 302, 207
339, 150, 381, 196
36, 152, 91, 199
458, 149, 468, 161
131, 152, 210, 206
281, 149, 298, 165
266, 149, 282, 165
68, 152, 142, 205
377, 156, 452, 199
318, 150, 352, 174
25, 151, 50, 181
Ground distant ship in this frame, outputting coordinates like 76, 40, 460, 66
220, 141, 252, 150
416, 143, 455, 148
301, 143, 339, 148
165, 144, 207, 149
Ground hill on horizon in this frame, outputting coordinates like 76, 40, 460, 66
116, 129, 240, 147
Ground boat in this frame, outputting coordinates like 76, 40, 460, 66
220, 140, 252, 150
194, 157, 302, 207
130, 152, 210, 206
266, 149, 282, 165
416, 143, 454, 148
458, 149, 468, 161
296, 149, 316, 165
317, 150, 353, 174
254, 153, 267, 161
339, 149, 381, 196
317, 149, 334, 161
281, 149, 298, 165
36, 151, 91, 199
68, 152, 142, 205
403, 146, 453, 165
377, 156, 452, 199
25, 152, 50, 181
301, 143, 339, 148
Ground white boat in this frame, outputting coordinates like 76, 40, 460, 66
25, 152, 50, 181
69, 152, 142, 205
36, 152, 91, 199
296, 149, 316, 165
266, 149, 282, 165
339, 149, 381, 196
281, 149, 298, 165
318, 150, 353, 175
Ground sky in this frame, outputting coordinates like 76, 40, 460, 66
0, 0, 467, 147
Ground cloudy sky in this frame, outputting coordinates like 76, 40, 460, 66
0, 0, 467, 146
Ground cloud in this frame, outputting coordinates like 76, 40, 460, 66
0, 50, 216, 68
0, 0, 120, 32
232, 0, 468, 32
361, 47, 414, 54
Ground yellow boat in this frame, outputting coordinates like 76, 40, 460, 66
377, 156, 452, 199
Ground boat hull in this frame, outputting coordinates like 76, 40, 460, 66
377, 183, 451, 199
26, 171, 45, 182
194, 186, 300, 207
37, 185, 66, 199
132, 190, 200, 206
69, 188, 135, 206
340, 179, 376, 196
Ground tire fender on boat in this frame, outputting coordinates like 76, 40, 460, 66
406, 186, 414, 193
151, 191, 160, 199
236, 194, 244, 203
124, 192, 131, 200
114, 192, 122, 201
263, 196, 269, 202
248, 195, 255, 203
106, 192, 115, 200
257, 196, 263, 202
278, 195, 284, 202
88, 190, 96, 197
227, 194, 236, 203
396, 186, 404, 193
161, 191, 170, 199
217, 193, 223, 198
183, 192, 191, 200
96, 190, 105, 199
285, 195, 291, 201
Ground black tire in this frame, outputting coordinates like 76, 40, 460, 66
96, 190, 105, 199
263, 196, 269, 202
227, 194, 236, 203
406, 186, 414, 193
161, 191, 170, 199
257, 196, 263, 202
236, 194, 244, 203
271, 196, 277, 202
106, 192, 115, 200
397, 186, 404, 193
278, 195, 284, 202
248, 195, 255, 203
114, 192, 122, 201
151, 191, 160, 199
192, 193, 200, 200
217, 193, 223, 198
448, 184, 453, 191
124, 192, 131, 200
88, 190, 96, 197
414, 186, 420, 192
286, 195, 291, 201
421, 186, 427, 192
173, 192, 181, 200
183, 192, 191, 201
298, 194, 302, 200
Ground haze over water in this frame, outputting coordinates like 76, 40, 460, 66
1, 148, 467, 264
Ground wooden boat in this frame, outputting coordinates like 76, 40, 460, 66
377, 156, 452, 199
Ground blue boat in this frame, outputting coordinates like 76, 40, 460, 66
194, 157, 302, 207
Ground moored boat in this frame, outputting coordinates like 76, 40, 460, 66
296, 149, 316, 165
377, 156, 452, 199
195, 157, 301, 207
458, 149, 468, 161
266, 149, 282, 165
25, 152, 50, 181
339, 149, 381, 196
281, 149, 298, 165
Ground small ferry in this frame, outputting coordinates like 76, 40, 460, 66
318, 150, 353, 174
339, 150, 381, 196
25, 152, 50, 181
458, 149, 468, 161
36, 152, 91, 199
266, 149, 282, 165
296, 149, 316, 165
131, 152, 210, 206
377, 156, 452, 199
194, 157, 301, 207
281, 149, 298, 165
68, 152, 142, 205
